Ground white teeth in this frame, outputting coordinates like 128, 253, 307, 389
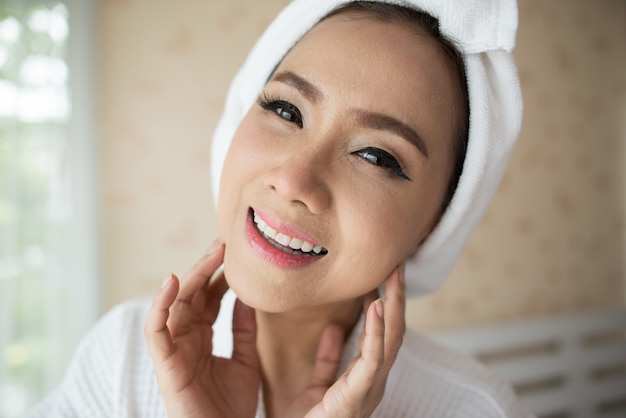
289, 238, 303, 250
264, 225, 277, 239
275, 233, 291, 246
253, 212, 325, 255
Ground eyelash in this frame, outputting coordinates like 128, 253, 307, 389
258, 93, 303, 128
257, 92, 410, 181
355, 147, 411, 180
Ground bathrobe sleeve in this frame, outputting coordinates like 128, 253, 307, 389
24, 299, 166, 418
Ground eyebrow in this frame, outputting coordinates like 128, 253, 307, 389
355, 110, 429, 158
271, 70, 428, 158
272, 71, 323, 103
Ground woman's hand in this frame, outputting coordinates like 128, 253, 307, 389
144, 240, 260, 418
287, 263, 406, 418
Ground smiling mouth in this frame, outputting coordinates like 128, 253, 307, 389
251, 210, 328, 257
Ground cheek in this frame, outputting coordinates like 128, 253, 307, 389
222, 121, 278, 190
216, 118, 286, 276
217, 122, 265, 210
333, 198, 415, 289
338, 187, 438, 279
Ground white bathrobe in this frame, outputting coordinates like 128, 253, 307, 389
27, 297, 534, 418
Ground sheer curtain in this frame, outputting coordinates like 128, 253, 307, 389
0, 0, 98, 416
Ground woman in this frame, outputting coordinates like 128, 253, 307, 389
28, 0, 528, 417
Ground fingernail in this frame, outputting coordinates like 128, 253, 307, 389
375, 299, 384, 319
161, 274, 172, 289
206, 238, 223, 255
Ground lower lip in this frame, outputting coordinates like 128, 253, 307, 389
245, 210, 324, 268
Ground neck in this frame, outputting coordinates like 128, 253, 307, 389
256, 298, 362, 418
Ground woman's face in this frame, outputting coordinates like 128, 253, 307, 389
218, 12, 461, 312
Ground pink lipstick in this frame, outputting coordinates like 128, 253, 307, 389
246, 209, 327, 268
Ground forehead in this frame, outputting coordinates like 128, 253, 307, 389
272, 12, 460, 155
281, 13, 442, 83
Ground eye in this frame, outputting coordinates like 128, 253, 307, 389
355, 147, 411, 180
258, 94, 303, 128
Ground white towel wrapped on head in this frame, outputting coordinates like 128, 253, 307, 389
211, 0, 523, 298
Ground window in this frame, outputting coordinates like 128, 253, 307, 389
0, 0, 97, 416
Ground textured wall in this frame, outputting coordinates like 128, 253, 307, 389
98, 0, 625, 331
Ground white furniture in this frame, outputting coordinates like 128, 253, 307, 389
430, 309, 626, 418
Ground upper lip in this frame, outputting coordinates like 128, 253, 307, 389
251, 207, 326, 249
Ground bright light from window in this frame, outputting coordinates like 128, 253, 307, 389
27, 5, 68, 44
0, 17, 21, 44
0, 1, 93, 416
20, 55, 68, 85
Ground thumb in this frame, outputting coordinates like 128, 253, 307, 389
286, 323, 345, 418
231, 298, 259, 370
309, 323, 345, 389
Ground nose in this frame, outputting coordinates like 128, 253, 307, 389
263, 146, 332, 214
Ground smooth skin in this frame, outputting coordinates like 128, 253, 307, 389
145, 240, 406, 417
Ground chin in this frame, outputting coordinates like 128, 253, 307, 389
222, 261, 294, 313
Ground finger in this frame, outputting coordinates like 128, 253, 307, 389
177, 240, 224, 302
231, 298, 259, 370
342, 289, 381, 377
344, 298, 385, 391
144, 273, 180, 360
383, 263, 406, 369
201, 271, 230, 324
309, 323, 344, 389
325, 267, 403, 395
362, 298, 385, 367
355, 288, 380, 358
315, 300, 384, 417
285, 324, 345, 418
167, 242, 225, 331
362, 288, 379, 312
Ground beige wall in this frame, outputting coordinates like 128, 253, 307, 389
98, 0, 625, 331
